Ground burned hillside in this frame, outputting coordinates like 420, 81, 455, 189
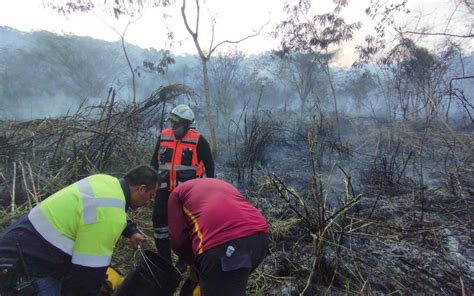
0, 88, 472, 294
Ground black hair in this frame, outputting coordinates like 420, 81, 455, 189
124, 165, 159, 188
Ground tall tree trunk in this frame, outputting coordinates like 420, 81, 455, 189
317, 56, 339, 136
180, 0, 262, 153
121, 36, 136, 104
324, 62, 340, 136
202, 59, 218, 153
299, 96, 307, 118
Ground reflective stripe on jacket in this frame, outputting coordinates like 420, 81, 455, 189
28, 174, 127, 268
157, 128, 204, 191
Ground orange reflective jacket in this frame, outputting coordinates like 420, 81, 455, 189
157, 128, 204, 191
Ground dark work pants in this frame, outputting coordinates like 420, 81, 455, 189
194, 232, 269, 296
1, 276, 61, 296
152, 189, 171, 263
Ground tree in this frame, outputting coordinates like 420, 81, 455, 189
341, 69, 377, 113
273, 52, 327, 116
275, 0, 361, 134
109, 19, 140, 103
357, 1, 473, 124
208, 51, 245, 128
180, 0, 265, 153
390, 0, 472, 38
43, 0, 174, 102
381, 38, 456, 120
359, 0, 473, 64
255, 53, 310, 112
44, 0, 172, 18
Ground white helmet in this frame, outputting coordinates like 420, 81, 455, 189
169, 104, 194, 124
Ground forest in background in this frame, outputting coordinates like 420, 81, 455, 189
2, 25, 472, 128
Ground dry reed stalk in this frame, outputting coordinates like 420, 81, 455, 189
11, 162, 16, 214
32, 139, 36, 160
26, 161, 38, 204
19, 162, 32, 209
459, 276, 466, 296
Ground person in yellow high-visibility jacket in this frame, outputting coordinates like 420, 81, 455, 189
0, 165, 159, 296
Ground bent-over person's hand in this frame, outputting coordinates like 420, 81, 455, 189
129, 232, 146, 248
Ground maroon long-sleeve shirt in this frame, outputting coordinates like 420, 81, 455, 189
168, 178, 268, 264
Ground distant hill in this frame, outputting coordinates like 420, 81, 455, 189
0, 26, 203, 119
0, 26, 34, 49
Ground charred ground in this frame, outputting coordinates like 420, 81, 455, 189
0, 88, 473, 295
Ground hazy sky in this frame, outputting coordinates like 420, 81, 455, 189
0, 0, 472, 67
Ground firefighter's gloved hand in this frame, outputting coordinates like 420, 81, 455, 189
129, 232, 146, 248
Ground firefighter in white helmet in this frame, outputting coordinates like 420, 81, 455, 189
150, 104, 215, 264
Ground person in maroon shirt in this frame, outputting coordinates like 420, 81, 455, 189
168, 178, 269, 296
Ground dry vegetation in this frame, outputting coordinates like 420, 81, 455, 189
235, 112, 473, 295
1, 88, 473, 295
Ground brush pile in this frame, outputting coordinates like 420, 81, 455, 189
0, 84, 195, 215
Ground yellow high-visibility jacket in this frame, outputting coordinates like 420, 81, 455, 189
28, 174, 127, 268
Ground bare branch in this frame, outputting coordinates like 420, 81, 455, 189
181, 0, 206, 58
443, 1, 460, 34
180, 0, 193, 38
195, 0, 200, 37
209, 20, 269, 55
401, 31, 474, 38
208, 15, 217, 56
94, 12, 146, 104
43, 0, 170, 19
